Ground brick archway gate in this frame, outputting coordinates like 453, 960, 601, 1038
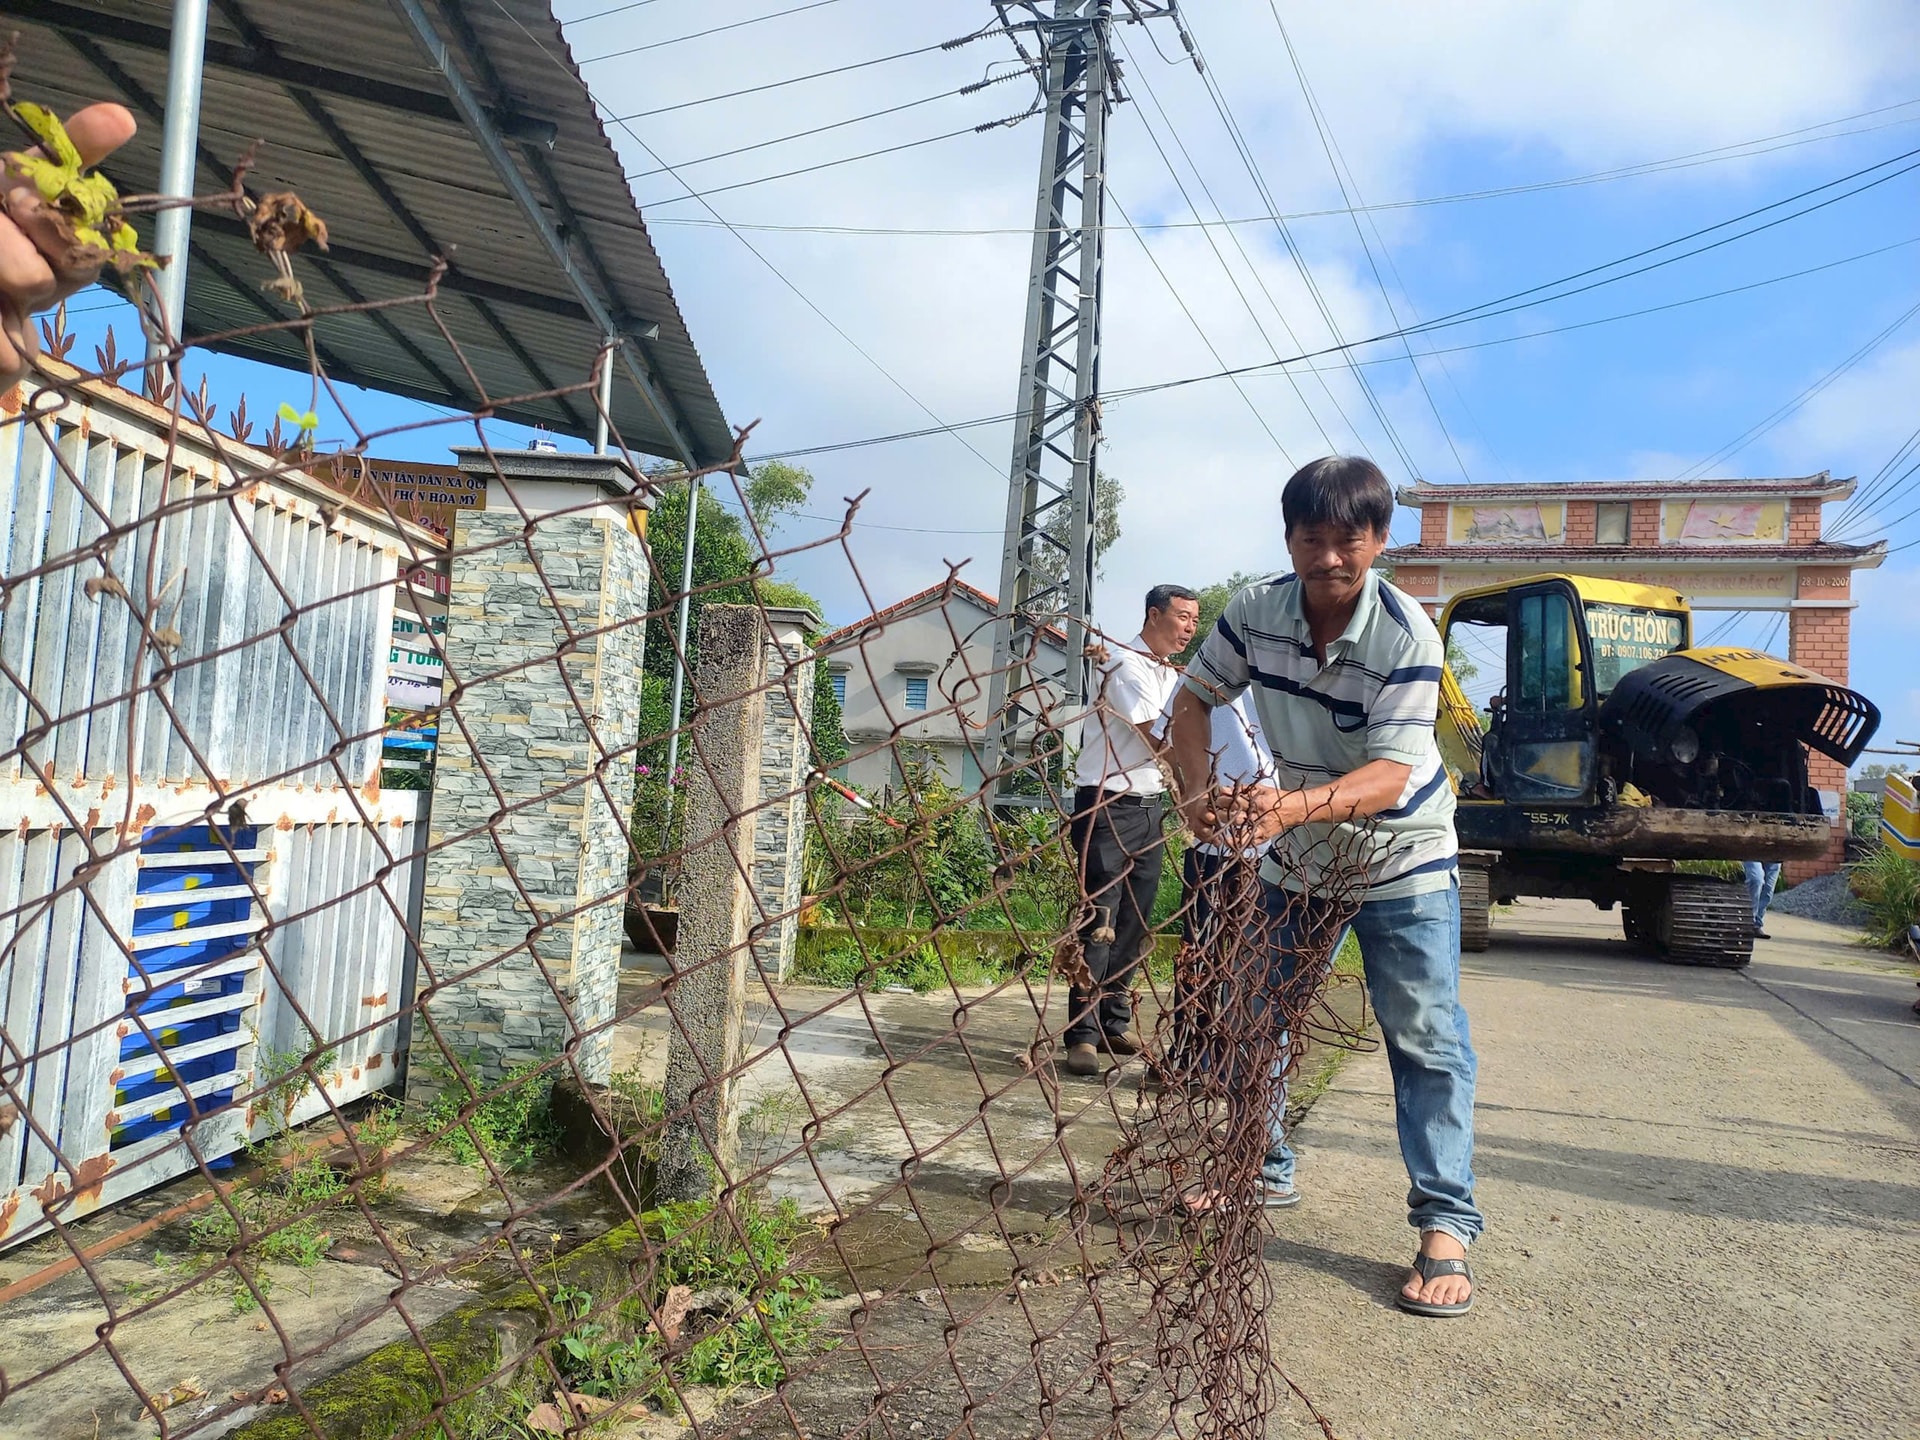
1384, 474, 1887, 878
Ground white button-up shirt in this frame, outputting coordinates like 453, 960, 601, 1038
1073, 633, 1179, 795
1156, 689, 1275, 858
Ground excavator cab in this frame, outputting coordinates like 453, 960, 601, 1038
1453, 580, 1597, 803
1434, 572, 1878, 967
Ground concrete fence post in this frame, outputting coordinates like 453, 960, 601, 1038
408, 449, 651, 1095
658, 604, 768, 1201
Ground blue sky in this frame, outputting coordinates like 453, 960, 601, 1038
56, 1, 1920, 760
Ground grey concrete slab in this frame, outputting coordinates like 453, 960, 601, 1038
1262, 897, 1920, 1440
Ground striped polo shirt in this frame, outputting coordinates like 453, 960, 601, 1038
1183, 570, 1457, 900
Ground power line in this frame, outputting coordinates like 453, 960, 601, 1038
602, 33, 988, 123
634, 119, 1029, 208
493, 1, 1007, 483
564, 0, 668, 24
742, 234, 1920, 463
1108, 30, 1353, 457
1155, 23, 1426, 478
1674, 298, 1920, 480
621, 67, 1033, 182
637, 99, 1920, 236
1832, 416, 1920, 534
575, 0, 850, 64
1264, 7, 1472, 482
1105, 188, 1297, 466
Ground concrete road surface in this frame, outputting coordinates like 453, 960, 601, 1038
1263, 898, 1920, 1440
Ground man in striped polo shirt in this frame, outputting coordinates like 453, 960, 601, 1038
1168, 456, 1482, 1319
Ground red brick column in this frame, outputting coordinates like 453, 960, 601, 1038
1788, 497, 1822, 544
1565, 500, 1596, 545
1629, 499, 1661, 546
1419, 504, 1448, 546
1786, 599, 1852, 881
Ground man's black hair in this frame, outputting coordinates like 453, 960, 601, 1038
1145, 583, 1197, 618
1281, 456, 1395, 538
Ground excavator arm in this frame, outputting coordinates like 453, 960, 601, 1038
1437, 663, 1484, 792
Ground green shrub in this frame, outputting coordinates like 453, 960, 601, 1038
794, 924, 1182, 994
547, 1196, 829, 1412
1848, 846, 1920, 948
418, 1055, 564, 1170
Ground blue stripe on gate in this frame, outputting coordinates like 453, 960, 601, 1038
112, 826, 262, 1151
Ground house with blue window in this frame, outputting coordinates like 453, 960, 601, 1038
821, 580, 1067, 796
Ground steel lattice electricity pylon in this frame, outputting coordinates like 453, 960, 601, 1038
985, 0, 1188, 802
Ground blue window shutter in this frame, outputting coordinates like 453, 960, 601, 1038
831, 672, 847, 705
904, 677, 929, 711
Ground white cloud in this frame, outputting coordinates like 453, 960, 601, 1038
567, 0, 1920, 630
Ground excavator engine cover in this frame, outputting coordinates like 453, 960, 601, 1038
1599, 647, 1878, 812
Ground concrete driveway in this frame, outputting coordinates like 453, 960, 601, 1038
1263, 898, 1920, 1440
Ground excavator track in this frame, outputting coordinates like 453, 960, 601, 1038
1654, 876, 1754, 969
1458, 865, 1491, 952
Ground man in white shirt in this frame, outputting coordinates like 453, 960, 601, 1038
1158, 690, 1276, 1085
1063, 585, 1199, 1077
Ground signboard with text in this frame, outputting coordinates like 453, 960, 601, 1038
315, 457, 487, 540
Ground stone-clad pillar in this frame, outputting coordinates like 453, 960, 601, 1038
409, 448, 652, 1092
753, 606, 820, 982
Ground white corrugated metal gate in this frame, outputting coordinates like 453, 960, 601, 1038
0, 370, 437, 1250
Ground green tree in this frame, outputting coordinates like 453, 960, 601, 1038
1176, 569, 1264, 665
1446, 634, 1478, 685
636, 463, 837, 874
1031, 471, 1125, 595
743, 459, 813, 532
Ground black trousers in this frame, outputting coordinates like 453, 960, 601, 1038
1173, 846, 1260, 1072
1066, 787, 1166, 1047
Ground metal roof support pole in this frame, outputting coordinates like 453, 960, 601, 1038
593, 339, 614, 455
145, 0, 210, 369
662, 477, 701, 787
387, 0, 704, 471
984, 0, 1112, 804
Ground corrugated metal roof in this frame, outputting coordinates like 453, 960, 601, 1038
9, 0, 735, 465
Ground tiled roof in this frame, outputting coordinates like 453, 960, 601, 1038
821, 579, 1069, 649
1397, 473, 1853, 505
1384, 540, 1886, 565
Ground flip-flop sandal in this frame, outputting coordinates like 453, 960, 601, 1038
1396, 1252, 1474, 1317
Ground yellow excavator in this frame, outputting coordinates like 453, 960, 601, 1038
1435, 574, 1879, 967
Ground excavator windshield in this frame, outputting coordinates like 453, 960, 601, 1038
1584, 602, 1688, 696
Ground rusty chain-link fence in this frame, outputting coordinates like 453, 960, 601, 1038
0, 117, 1380, 1440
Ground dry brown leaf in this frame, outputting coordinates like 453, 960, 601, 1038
143, 1377, 205, 1416
249, 192, 329, 255
648, 1282, 695, 1341
527, 1396, 612, 1433
265, 1385, 288, 1404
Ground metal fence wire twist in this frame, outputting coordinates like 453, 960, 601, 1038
0, 123, 1379, 1440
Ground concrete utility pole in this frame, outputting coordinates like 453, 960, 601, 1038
983, 1, 1191, 803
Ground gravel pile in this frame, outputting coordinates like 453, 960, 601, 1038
1770, 870, 1870, 929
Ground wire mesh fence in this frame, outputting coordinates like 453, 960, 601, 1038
0, 82, 1379, 1440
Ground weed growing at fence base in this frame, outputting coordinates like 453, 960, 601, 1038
417, 1054, 566, 1170
165, 1152, 349, 1312
539, 1196, 832, 1421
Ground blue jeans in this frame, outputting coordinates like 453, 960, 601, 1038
1743, 862, 1781, 928
1255, 874, 1484, 1246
